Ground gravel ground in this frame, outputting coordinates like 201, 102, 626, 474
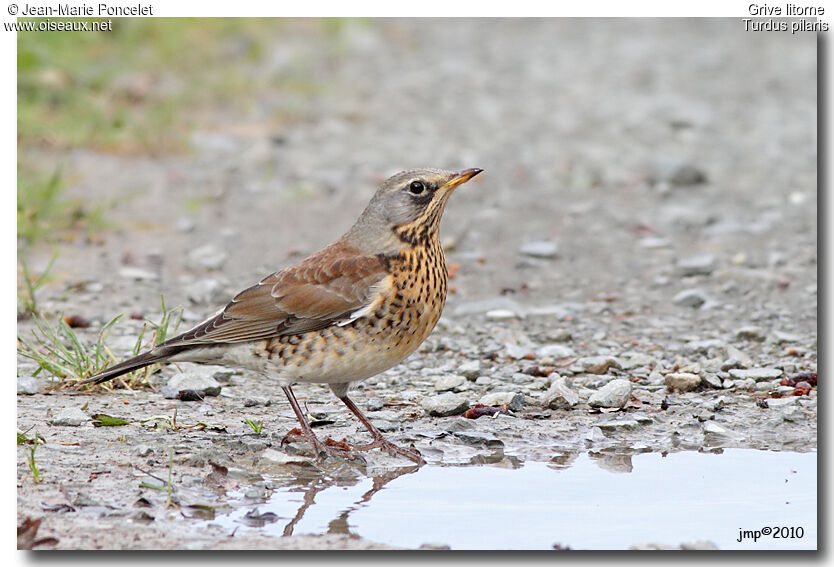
17, 19, 817, 549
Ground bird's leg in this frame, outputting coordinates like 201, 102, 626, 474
281, 386, 347, 460
337, 394, 426, 465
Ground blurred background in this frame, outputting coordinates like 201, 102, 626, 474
17, 18, 816, 336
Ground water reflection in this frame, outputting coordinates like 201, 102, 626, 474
203, 449, 816, 550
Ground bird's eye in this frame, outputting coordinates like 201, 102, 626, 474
408, 181, 425, 195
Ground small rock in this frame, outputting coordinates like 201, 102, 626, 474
453, 297, 521, 317
453, 431, 504, 447
618, 352, 657, 370
50, 407, 89, 426
576, 356, 621, 375
587, 379, 632, 409
421, 393, 469, 417
781, 405, 803, 422
683, 339, 724, 356
17, 376, 45, 395
728, 367, 783, 381
175, 217, 196, 233
434, 374, 467, 392
703, 421, 740, 439
188, 244, 228, 271
586, 426, 608, 443
118, 267, 159, 281
673, 288, 709, 308
639, 237, 671, 249
536, 344, 576, 359
772, 330, 801, 344
479, 392, 525, 412
597, 419, 639, 431
519, 240, 558, 259
135, 445, 153, 457
260, 448, 313, 466
165, 372, 222, 399
504, 342, 534, 359
486, 309, 517, 320
458, 360, 482, 380
544, 329, 573, 342
735, 326, 765, 342
665, 372, 702, 392
188, 278, 225, 305
651, 157, 707, 186
766, 396, 798, 409
365, 397, 385, 412
702, 373, 723, 389
677, 253, 717, 276
541, 377, 580, 409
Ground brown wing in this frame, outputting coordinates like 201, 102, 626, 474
166, 241, 388, 346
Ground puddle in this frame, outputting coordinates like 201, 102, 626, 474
203, 449, 816, 550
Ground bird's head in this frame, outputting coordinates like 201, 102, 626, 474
348, 168, 483, 251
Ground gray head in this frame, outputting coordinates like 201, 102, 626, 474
346, 168, 483, 252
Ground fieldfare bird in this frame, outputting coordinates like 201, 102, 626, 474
84, 167, 483, 464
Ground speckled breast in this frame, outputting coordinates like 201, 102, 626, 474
262, 241, 448, 385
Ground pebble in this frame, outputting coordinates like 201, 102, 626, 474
118, 266, 159, 281
618, 352, 657, 370
735, 326, 765, 342
703, 421, 740, 439
259, 448, 313, 466
673, 288, 709, 308
486, 309, 517, 320
457, 360, 482, 380
586, 427, 608, 443
453, 297, 521, 317
17, 376, 45, 395
479, 391, 525, 412
49, 407, 90, 426
541, 377, 580, 409
651, 156, 708, 186
576, 356, 621, 375
163, 372, 222, 399
587, 378, 632, 408
766, 396, 798, 409
544, 329, 573, 342
727, 367, 783, 381
683, 339, 724, 356
420, 393, 470, 417
188, 278, 225, 305
781, 405, 803, 422
597, 419, 639, 431
175, 217, 196, 233
434, 374, 467, 392
536, 344, 576, 359
504, 342, 534, 359
772, 330, 801, 344
453, 431, 504, 447
677, 253, 717, 276
702, 373, 723, 389
188, 244, 228, 271
518, 240, 558, 259
365, 397, 385, 411
639, 237, 671, 249
135, 445, 153, 457
665, 372, 702, 392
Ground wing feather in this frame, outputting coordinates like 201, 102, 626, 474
158, 241, 387, 348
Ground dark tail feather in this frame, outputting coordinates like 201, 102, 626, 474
83, 346, 186, 385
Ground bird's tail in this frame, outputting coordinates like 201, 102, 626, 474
82, 345, 187, 386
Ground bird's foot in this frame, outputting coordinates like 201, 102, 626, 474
281, 428, 352, 461
353, 437, 426, 465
